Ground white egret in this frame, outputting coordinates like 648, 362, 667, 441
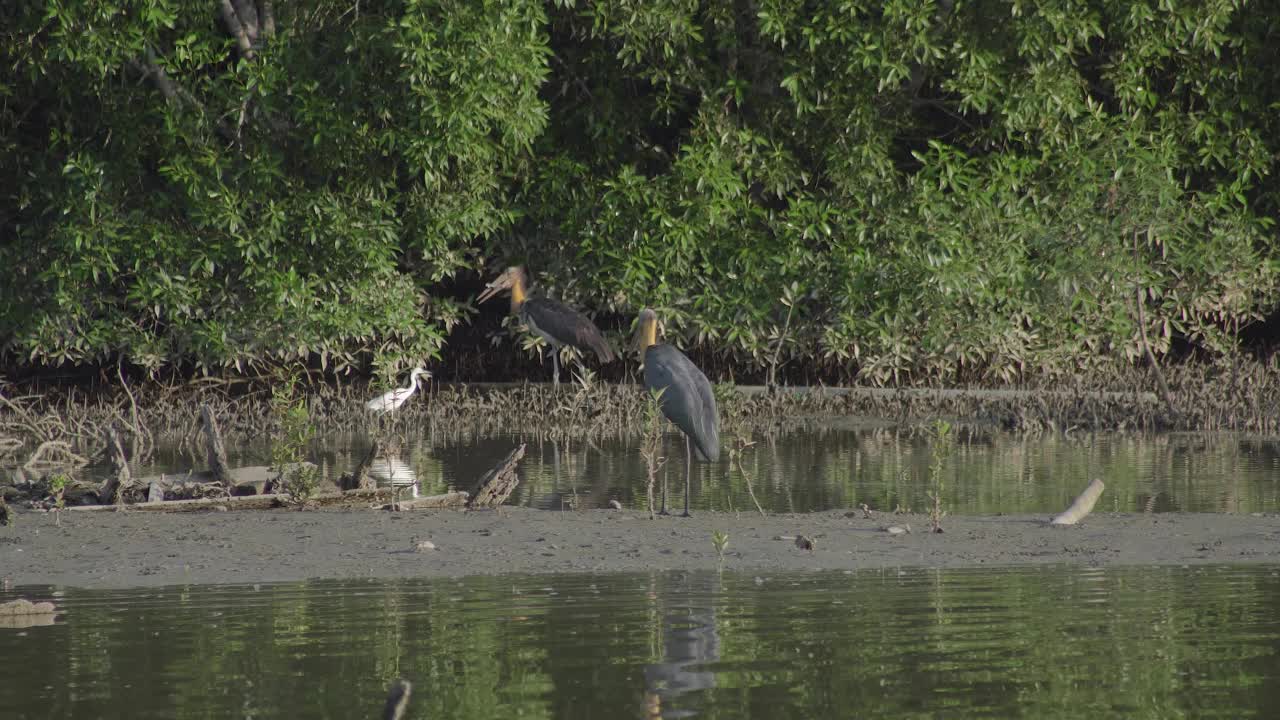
365, 367, 431, 414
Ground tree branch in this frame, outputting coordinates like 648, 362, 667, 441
219, 0, 257, 60
259, 0, 276, 39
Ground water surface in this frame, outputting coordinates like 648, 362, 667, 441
110, 425, 1280, 514
3, 565, 1279, 718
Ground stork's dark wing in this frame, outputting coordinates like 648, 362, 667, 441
644, 344, 720, 462
524, 298, 617, 362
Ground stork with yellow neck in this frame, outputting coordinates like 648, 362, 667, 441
635, 308, 720, 517
477, 266, 617, 386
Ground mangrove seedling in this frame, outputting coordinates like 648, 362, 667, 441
49, 472, 69, 527
927, 420, 953, 534
270, 376, 320, 507
711, 530, 729, 571
640, 387, 667, 519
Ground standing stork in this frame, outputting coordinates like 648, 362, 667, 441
635, 308, 719, 517
477, 266, 617, 386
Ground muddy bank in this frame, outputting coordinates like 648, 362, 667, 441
2, 508, 1277, 589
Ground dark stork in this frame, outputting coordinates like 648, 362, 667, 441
477, 266, 617, 386
634, 308, 719, 517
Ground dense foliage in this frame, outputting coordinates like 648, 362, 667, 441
3, 1, 1279, 383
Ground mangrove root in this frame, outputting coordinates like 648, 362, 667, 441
200, 404, 232, 490
22, 440, 88, 473
466, 443, 525, 509
1050, 478, 1106, 525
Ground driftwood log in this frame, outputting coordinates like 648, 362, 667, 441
381, 491, 470, 511
1050, 478, 1106, 525
466, 444, 525, 509
200, 404, 233, 490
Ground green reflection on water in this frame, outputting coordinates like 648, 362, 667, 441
117, 428, 1280, 516
3, 565, 1279, 719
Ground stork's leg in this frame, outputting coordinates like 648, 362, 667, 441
552, 347, 561, 388
658, 432, 670, 515
682, 434, 693, 518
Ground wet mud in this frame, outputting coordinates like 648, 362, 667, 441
3, 508, 1277, 589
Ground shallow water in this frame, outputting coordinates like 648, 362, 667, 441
3, 565, 1279, 718
112, 425, 1280, 515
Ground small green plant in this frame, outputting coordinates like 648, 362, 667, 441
640, 387, 667, 518
711, 530, 730, 572
49, 472, 69, 526
270, 376, 320, 507
927, 420, 953, 534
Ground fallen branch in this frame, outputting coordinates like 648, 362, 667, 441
1050, 478, 1106, 525
63, 487, 467, 513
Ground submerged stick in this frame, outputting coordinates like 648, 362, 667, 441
200, 405, 232, 490
382, 679, 412, 720
1050, 478, 1106, 525
100, 427, 132, 505
339, 439, 381, 491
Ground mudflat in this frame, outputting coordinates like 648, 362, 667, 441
2, 508, 1278, 589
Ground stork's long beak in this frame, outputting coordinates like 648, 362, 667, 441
476, 275, 507, 304
630, 322, 647, 358
632, 311, 659, 358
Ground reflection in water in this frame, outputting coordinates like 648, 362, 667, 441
105, 425, 1280, 515
2, 566, 1280, 719
642, 573, 721, 718
368, 453, 419, 498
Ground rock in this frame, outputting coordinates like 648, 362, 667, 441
608, 499, 623, 510
147, 482, 165, 503
415, 540, 436, 552
883, 524, 912, 535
